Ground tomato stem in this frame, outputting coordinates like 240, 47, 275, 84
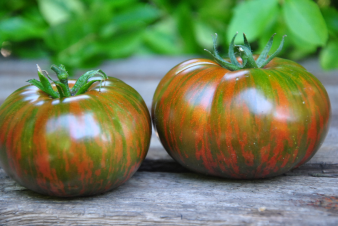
204, 33, 240, 71
28, 64, 108, 99
27, 65, 60, 98
51, 65, 71, 97
204, 33, 287, 71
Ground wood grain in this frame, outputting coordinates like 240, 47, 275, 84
1, 168, 338, 225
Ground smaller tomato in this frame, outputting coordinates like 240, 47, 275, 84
0, 64, 151, 197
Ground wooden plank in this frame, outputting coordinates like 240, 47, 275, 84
0, 167, 338, 225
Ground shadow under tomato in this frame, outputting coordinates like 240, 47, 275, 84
12, 182, 129, 202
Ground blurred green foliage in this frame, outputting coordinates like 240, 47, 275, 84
0, 0, 338, 70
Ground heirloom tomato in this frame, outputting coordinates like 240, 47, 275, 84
0, 64, 151, 197
152, 33, 331, 179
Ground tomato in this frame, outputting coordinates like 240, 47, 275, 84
152, 33, 331, 179
0, 65, 151, 197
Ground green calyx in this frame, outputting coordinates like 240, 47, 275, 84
204, 32, 287, 71
27, 64, 108, 99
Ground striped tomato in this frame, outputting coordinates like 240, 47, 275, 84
152, 33, 331, 179
0, 65, 151, 197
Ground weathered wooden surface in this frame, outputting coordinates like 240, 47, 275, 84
1, 168, 338, 225
0, 57, 338, 225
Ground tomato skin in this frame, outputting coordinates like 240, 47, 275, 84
152, 57, 331, 179
0, 77, 151, 197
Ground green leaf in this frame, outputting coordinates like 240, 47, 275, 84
194, 20, 215, 49
321, 7, 338, 36
22, 7, 47, 26
0, 0, 36, 12
151, 0, 173, 13
106, 31, 143, 58
287, 34, 317, 60
320, 41, 338, 70
227, 0, 279, 42
12, 41, 48, 59
198, 1, 235, 24
257, 15, 288, 56
44, 17, 98, 69
0, 17, 46, 41
112, 4, 160, 29
37, 0, 85, 26
176, 3, 199, 53
105, 0, 137, 8
143, 18, 182, 54
288, 31, 317, 52
282, 0, 328, 46
44, 18, 94, 51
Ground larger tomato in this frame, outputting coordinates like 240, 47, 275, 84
0, 65, 151, 197
152, 33, 331, 179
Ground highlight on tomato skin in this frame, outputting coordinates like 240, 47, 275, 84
0, 65, 152, 197
151, 33, 331, 179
